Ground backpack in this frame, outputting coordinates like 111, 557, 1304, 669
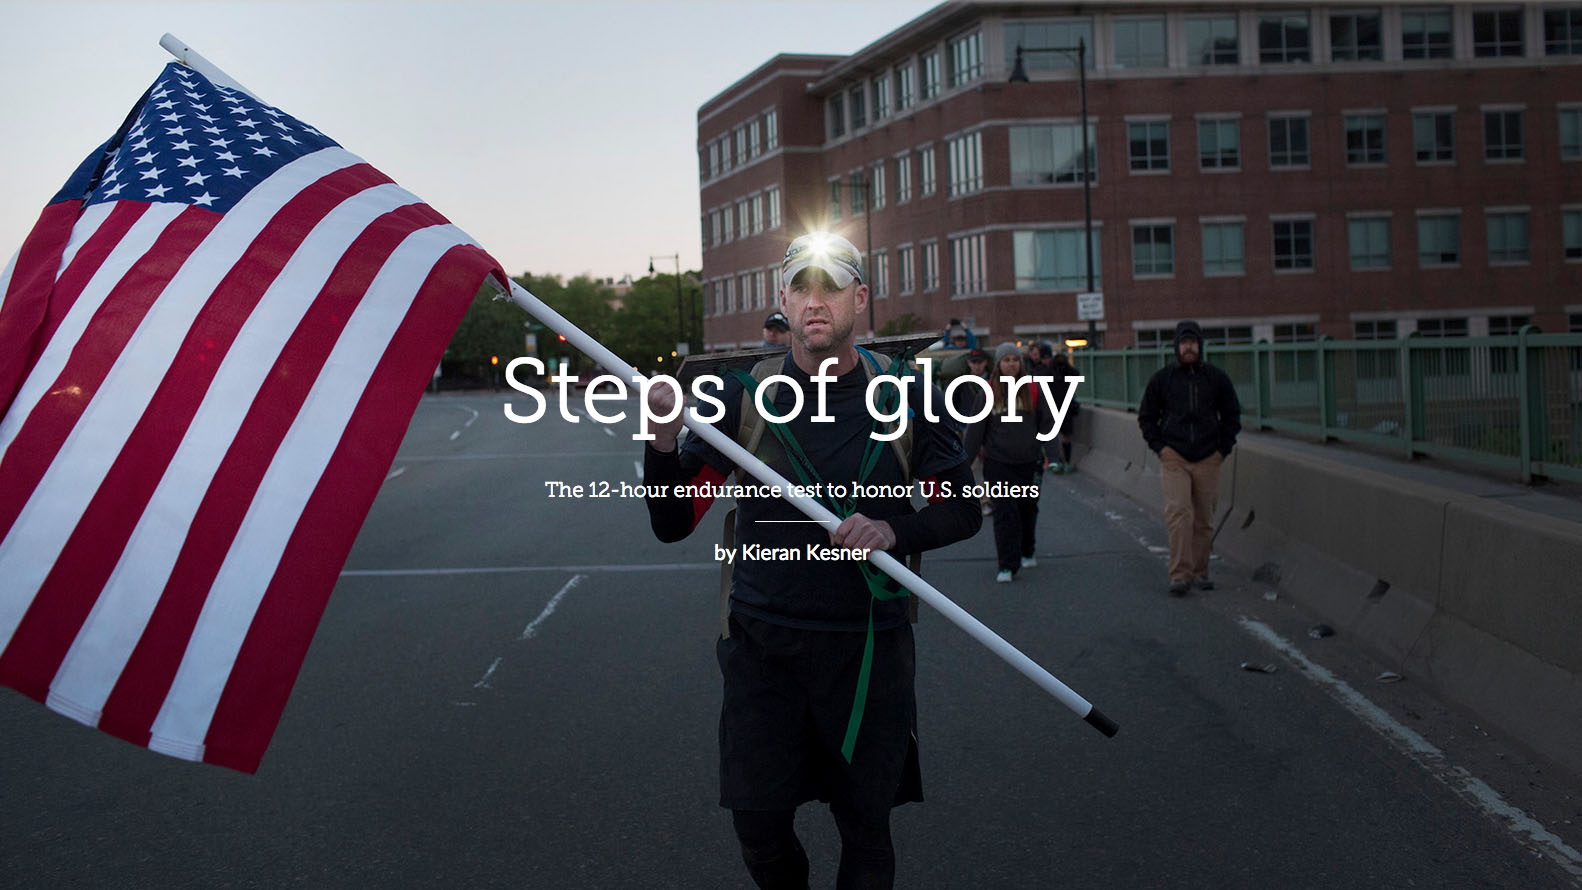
716, 348, 922, 638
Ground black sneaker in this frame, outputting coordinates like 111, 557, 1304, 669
1195, 577, 1215, 591
1168, 580, 1190, 597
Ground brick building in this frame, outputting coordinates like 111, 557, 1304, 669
695, 1, 1582, 351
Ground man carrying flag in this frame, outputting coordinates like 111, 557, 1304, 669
642, 232, 980, 889
0, 58, 504, 773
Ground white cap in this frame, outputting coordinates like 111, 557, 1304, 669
781, 232, 864, 289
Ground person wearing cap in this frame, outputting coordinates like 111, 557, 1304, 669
762, 311, 790, 348
963, 343, 1061, 583
640, 231, 980, 889
1137, 320, 1242, 596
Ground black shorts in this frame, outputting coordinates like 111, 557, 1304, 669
717, 612, 922, 816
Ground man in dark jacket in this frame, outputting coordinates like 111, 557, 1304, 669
1137, 321, 1242, 596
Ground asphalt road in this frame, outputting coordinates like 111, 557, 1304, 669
4, 390, 1580, 889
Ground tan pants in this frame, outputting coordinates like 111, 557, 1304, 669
1159, 447, 1222, 583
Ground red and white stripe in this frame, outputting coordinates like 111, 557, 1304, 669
0, 146, 504, 772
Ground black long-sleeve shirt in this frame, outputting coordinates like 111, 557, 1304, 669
644, 355, 980, 631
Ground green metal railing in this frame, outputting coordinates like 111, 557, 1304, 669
1071, 327, 1582, 484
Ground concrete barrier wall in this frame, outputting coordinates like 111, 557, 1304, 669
1075, 405, 1582, 780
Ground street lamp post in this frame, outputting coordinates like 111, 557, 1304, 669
1010, 39, 1098, 347
648, 252, 685, 351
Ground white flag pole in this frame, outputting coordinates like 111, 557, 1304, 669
160, 34, 264, 102
508, 280, 1118, 738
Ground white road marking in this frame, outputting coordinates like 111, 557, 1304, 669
341, 563, 712, 577
1239, 618, 1582, 882
603, 426, 616, 437
633, 460, 643, 479
449, 430, 461, 441
472, 656, 502, 689
521, 574, 583, 640
385, 466, 406, 481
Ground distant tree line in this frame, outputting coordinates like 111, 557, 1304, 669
442, 270, 703, 388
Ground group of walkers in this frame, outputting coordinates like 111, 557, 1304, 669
642, 231, 1240, 889
939, 332, 1081, 584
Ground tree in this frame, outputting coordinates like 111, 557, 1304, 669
878, 312, 924, 337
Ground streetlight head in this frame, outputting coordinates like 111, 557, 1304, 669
648, 259, 655, 275
1008, 45, 1029, 83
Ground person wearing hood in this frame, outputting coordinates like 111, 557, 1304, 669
963, 343, 1061, 583
1137, 321, 1242, 596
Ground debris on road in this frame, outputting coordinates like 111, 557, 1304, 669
1240, 662, 1279, 673
1308, 624, 1336, 639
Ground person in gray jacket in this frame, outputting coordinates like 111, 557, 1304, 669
962, 343, 1061, 583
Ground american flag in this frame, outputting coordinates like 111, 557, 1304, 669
0, 62, 506, 772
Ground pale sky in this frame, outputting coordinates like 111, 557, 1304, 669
0, 0, 940, 282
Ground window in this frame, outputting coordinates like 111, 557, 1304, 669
1259, 13, 1312, 63
1484, 109, 1524, 160
1136, 329, 1170, 349
1202, 221, 1245, 275
948, 131, 984, 196
949, 31, 983, 86
1186, 15, 1239, 65
753, 271, 766, 310
766, 110, 779, 150
732, 128, 745, 167
1571, 313, 1582, 332
920, 144, 937, 196
922, 241, 939, 290
849, 86, 866, 131
1113, 17, 1167, 68
751, 195, 763, 234
1413, 111, 1455, 162
828, 180, 842, 222
1489, 314, 1530, 336
951, 234, 986, 295
710, 209, 721, 247
1566, 209, 1582, 259
1562, 108, 1582, 159
1487, 211, 1530, 263
1004, 21, 1095, 73
829, 95, 845, 139
1200, 325, 1254, 345
1273, 218, 1315, 270
1546, 9, 1582, 54
1473, 8, 1525, 57
1417, 317, 1468, 337
766, 187, 781, 229
726, 277, 736, 314
707, 142, 720, 178
920, 53, 940, 100
870, 163, 886, 211
1349, 217, 1391, 269
1330, 10, 1383, 60
700, 214, 709, 248
873, 250, 889, 300
1199, 117, 1240, 169
1273, 323, 1317, 342
1402, 7, 1453, 59
1128, 120, 1170, 171
1269, 115, 1311, 167
722, 204, 734, 242
1013, 229, 1102, 290
897, 155, 913, 203
899, 246, 915, 293
1345, 113, 1386, 165
849, 172, 865, 215
1131, 223, 1174, 276
872, 74, 890, 121
1354, 319, 1397, 339
748, 120, 761, 159
736, 200, 749, 238
1417, 214, 1460, 266
895, 64, 915, 111
1010, 123, 1095, 185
